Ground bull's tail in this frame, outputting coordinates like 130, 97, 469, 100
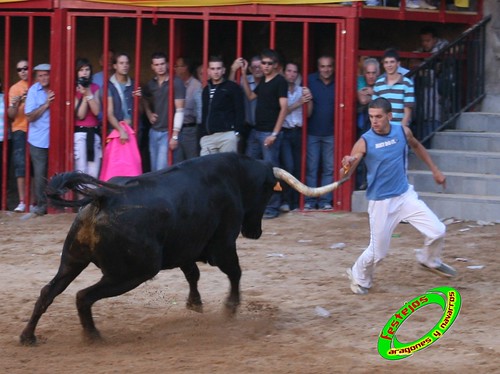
46, 171, 123, 208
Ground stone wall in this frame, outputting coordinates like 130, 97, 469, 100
482, 0, 500, 112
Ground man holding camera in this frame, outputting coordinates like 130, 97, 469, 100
74, 58, 102, 179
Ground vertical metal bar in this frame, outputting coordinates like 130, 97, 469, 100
102, 17, 110, 139
334, 21, 343, 210
168, 17, 175, 165
1, 16, 11, 210
133, 15, 143, 134
299, 21, 309, 210
66, 14, 76, 172
25, 16, 35, 209
202, 14, 209, 84
235, 19, 243, 82
269, 20, 276, 49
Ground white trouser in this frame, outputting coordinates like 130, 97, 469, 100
74, 132, 102, 178
351, 185, 445, 289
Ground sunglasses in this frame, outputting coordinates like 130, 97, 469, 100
261, 61, 275, 66
17, 67, 29, 72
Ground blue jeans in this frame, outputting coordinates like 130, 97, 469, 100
29, 144, 48, 209
279, 128, 302, 209
246, 129, 282, 215
149, 128, 168, 171
12, 130, 27, 178
305, 135, 334, 207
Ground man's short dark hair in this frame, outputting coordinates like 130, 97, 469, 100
260, 48, 279, 63
151, 51, 167, 62
420, 26, 438, 38
369, 97, 392, 113
383, 48, 400, 62
285, 61, 300, 71
113, 52, 131, 64
208, 55, 224, 65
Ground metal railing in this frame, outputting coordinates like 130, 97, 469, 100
407, 15, 491, 145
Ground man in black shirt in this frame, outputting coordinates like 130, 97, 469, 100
200, 56, 244, 156
240, 49, 288, 219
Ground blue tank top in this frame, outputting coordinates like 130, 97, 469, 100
362, 123, 409, 200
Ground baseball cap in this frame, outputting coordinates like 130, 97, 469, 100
33, 63, 51, 71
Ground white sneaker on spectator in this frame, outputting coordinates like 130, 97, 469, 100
280, 203, 291, 213
406, 0, 420, 8
14, 202, 26, 213
418, 0, 437, 9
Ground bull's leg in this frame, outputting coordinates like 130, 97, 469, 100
20, 261, 89, 346
216, 248, 242, 315
180, 263, 203, 313
76, 275, 152, 342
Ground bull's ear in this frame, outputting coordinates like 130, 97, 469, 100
273, 182, 282, 192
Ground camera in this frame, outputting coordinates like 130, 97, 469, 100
76, 77, 91, 88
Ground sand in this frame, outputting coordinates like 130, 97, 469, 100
0, 210, 498, 373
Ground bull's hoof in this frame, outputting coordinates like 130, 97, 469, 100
186, 301, 204, 313
83, 328, 103, 343
224, 301, 239, 316
19, 333, 37, 346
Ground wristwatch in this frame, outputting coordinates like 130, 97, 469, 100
172, 135, 179, 141
271, 132, 279, 137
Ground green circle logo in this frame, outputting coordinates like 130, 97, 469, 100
378, 286, 461, 360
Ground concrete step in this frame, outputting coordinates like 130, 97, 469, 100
351, 190, 500, 222
456, 112, 500, 132
407, 170, 500, 196
408, 149, 500, 174
431, 131, 500, 152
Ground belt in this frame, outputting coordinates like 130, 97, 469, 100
283, 126, 302, 131
74, 126, 99, 133
182, 123, 197, 128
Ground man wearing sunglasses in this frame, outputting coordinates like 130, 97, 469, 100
8, 60, 30, 213
240, 49, 288, 219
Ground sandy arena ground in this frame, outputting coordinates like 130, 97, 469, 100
0, 210, 498, 373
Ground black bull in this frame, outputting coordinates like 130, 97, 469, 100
20, 153, 348, 345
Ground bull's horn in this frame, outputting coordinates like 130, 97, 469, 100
273, 167, 349, 197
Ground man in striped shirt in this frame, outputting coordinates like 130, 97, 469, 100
372, 49, 414, 127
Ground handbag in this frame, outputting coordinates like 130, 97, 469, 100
99, 121, 142, 181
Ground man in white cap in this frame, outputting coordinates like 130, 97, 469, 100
25, 63, 55, 216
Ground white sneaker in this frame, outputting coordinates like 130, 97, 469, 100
418, 0, 437, 9
346, 268, 369, 295
420, 263, 457, 278
14, 202, 26, 213
279, 203, 291, 213
406, 0, 420, 8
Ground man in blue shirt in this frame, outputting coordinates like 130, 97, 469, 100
341, 98, 456, 295
25, 63, 55, 216
372, 49, 415, 127
305, 55, 335, 210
